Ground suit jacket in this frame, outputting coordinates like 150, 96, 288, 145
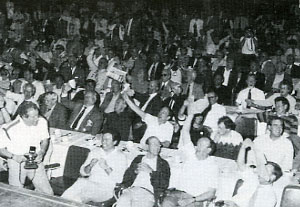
291, 64, 300, 79
121, 155, 170, 205
265, 73, 293, 92
215, 66, 239, 91
99, 92, 118, 112
160, 80, 175, 101
147, 62, 164, 81
182, 82, 205, 101
40, 103, 68, 129
59, 62, 87, 87
213, 85, 232, 105
135, 93, 163, 116
163, 94, 185, 118
61, 97, 103, 135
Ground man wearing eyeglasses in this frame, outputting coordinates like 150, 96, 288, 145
160, 69, 175, 101
203, 90, 226, 132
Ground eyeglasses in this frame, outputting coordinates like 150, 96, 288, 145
208, 96, 216, 99
162, 74, 168, 76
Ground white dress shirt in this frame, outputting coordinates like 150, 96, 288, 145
223, 68, 232, 86
236, 87, 265, 108
203, 103, 226, 132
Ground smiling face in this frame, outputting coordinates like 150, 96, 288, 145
269, 119, 283, 138
22, 108, 39, 126
157, 107, 170, 123
147, 137, 161, 156
102, 133, 115, 151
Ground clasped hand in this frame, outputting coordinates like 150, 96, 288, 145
135, 163, 153, 174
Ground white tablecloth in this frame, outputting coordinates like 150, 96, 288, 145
49, 129, 297, 205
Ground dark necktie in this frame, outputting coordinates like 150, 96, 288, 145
202, 104, 212, 122
161, 82, 165, 90
150, 63, 156, 80
193, 23, 197, 37
232, 179, 244, 196
247, 89, 252, 109
71, 106, 87, 129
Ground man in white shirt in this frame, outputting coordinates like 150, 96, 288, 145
21, 68, 45, 100
122, 92, 173, 148
221, 138, 283, 207
237, 74, 265, 109
250, 117, 294, 172
0, 102, 53, 194
162, 105, 218, 207
0, 83, 38, 115
251, 81, 296, 114
62, 130, 127, 203
203, 90, 226, 132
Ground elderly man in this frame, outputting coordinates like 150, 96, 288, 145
122, 92, 173, 148
21, 68, 45, 100
0, 102, 53, 194
62, 130, 127, 203
163, 103, 218, 207
160, 69, 175, 101
103, 97, 135, 141
116, 136, 170, 207
0, 82, 38, 115
61, 84, 103, 135
40, 92, 68, 129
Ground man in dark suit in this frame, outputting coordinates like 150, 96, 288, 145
72, 79, 100, 107
61, 86, 103, 136
147, 53, 164, 81
59, 54, 87, 88
182, 70, 205, 101
188, 48, 202, 69
287, 54, 300, 79
215, 57, 239, 92
99, 80, 121, 113
212, 73, 232, 105
265, 61, 293, 93
132, 80, 163, 142
160, 69, 175, 101
163, 82, 185, 118
40, 92, 68, 129
236, 60, 265, 92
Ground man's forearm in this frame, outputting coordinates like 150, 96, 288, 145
194, 189, 216, 202
39, 138, 50, 158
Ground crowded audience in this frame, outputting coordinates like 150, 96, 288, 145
0, 0, 299, 207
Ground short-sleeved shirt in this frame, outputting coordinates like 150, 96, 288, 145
140, 113, 173, 145
177, 143, 219, 196
0, 116, 49, 155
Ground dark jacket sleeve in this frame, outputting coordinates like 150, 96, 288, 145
121, 155, 143, 188
150, 156, 170, 204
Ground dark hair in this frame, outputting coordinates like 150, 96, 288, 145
267, 161, 283, 182
279, 80, 293, 93
85, 79, 96, 88
218, 116, 235, 130
275, 96, 290, 112
18, 101, 39, 118
213, 73, 224, 81
102, 129, 121, 145
267, 116, 285, 132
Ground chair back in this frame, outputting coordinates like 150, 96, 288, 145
280, 185, 300, 207
63, 145, 90, 179
214, 143, 241, 160
235, 117, 257, 140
